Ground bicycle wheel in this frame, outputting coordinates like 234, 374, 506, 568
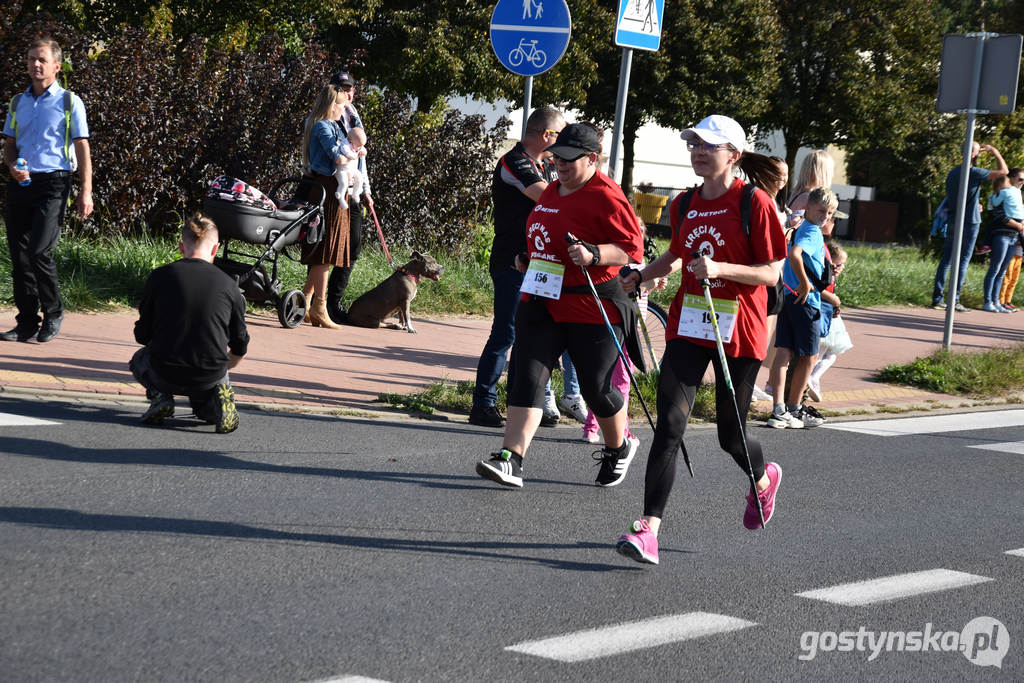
637, 301, 667, 374
530, 49, 547, 69
508, 48, 525, 67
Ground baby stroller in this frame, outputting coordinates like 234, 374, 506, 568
202, 175, 325, 328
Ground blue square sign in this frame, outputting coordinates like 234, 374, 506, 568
615, 0, 665, 51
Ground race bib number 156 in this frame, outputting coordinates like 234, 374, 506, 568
520, 259, 565, 300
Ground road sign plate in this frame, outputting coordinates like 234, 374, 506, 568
615, 0, 665, 51
937, 33, 1022, 114
490, 0, 572, 77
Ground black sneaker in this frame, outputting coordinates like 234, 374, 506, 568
213, 383, 239, 434
0, 325, 39, 342
36, 315, 63, 343
141, 393, 175, 425
469, 404, 505, 428
539, 411, 560, 427
594, 435, 640, 487
796, 404, 826, 427
475, 449, 523, 488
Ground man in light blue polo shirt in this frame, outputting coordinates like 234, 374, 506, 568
3, 36, 93, 343
931, 142, 1007, 312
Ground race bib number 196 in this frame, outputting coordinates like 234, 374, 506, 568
520, 259, 565, 300
677, 293, 738, 343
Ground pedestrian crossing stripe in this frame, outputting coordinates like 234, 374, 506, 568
795, 569, 993, 606
822, 409, 1024, 436
0, 412, 59, 426
968, 441, 1024, 455
505, 612, 756, 662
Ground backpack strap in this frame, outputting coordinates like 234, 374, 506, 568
63, 90, 72, 162
8, 93, 22, 138
670, 188, 696, 242
740, 182, 756, 237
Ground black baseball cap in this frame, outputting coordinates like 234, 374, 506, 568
330, 72, 354, 88
545, 123, 601, 160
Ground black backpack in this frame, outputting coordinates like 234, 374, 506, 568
672, 184, 785, 316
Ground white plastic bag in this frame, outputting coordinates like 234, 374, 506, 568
820, 315, 853, 355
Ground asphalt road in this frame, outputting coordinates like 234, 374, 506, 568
1, 396, 1022, 682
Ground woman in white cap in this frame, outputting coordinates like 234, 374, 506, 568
473, 122, 646, 490
615, 114, 788, 565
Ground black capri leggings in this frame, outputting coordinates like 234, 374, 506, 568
509, 297, 626, 418
643, 338, 766, 518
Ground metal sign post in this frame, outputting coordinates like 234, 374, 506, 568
490, 0, 571, 140
607, 0, 665, 183
936, 33, 1022, 349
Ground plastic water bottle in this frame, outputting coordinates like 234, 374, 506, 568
15, 158, 30, 187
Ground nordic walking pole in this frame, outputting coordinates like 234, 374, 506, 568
692, 250, 763, 527
566, 233, 693, 477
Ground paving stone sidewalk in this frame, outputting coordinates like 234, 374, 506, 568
1, 305, 1022, 420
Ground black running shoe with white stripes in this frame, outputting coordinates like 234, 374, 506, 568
594, 435, 640, 487
476, 448, 524, 488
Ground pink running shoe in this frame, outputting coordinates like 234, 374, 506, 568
616, 519, 659, 565
744, 462, 781, 530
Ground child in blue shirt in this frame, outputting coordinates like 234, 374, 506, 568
767, 187, 838, 428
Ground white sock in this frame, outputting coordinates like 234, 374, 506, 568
811, 353, 837, 382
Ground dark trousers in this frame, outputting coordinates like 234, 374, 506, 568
643, 338, 765, 518
472, 267, 525, 408
5, 175, 71, 327
129, 347, 230, 424
327, 203, 364, 305
506, 297, 625, 417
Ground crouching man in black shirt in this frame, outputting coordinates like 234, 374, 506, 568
130, 213, 250, 433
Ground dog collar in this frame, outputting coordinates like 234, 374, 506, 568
396, 265, 421, 283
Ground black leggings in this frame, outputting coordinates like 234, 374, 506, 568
644, 338, 766, 518
509, 297, 626, 418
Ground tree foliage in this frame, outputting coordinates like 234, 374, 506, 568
1, 12, 507, 251
576, 0, 782, 193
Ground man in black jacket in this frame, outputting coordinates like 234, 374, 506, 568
130, 213, 249, 433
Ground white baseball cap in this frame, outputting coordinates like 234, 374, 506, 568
680, 115, 747, 153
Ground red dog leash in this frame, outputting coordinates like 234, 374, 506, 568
368, 203, 395, 269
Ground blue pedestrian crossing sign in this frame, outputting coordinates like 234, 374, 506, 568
490, 0, 572, 77
615, 0, 665, 51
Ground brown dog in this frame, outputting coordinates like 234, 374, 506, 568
346, 251, 444, 333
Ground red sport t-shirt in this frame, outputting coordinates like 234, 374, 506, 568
666, 177, 787, 360
523, 171, 644, 324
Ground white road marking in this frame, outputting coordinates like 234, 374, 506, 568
309, 676, 390, 683
505, 612, 757, 662
1005, 548, 1024, 557
0, 412, 59, 426
795, 569, 993, 606
968, 441, 1024, 455
823, 409, 1024, 436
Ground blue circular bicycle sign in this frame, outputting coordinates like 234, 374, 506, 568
490, 0, 571, 77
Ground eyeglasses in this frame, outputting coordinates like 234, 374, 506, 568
686, 141, 731, 153
543, 128, 560, 137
